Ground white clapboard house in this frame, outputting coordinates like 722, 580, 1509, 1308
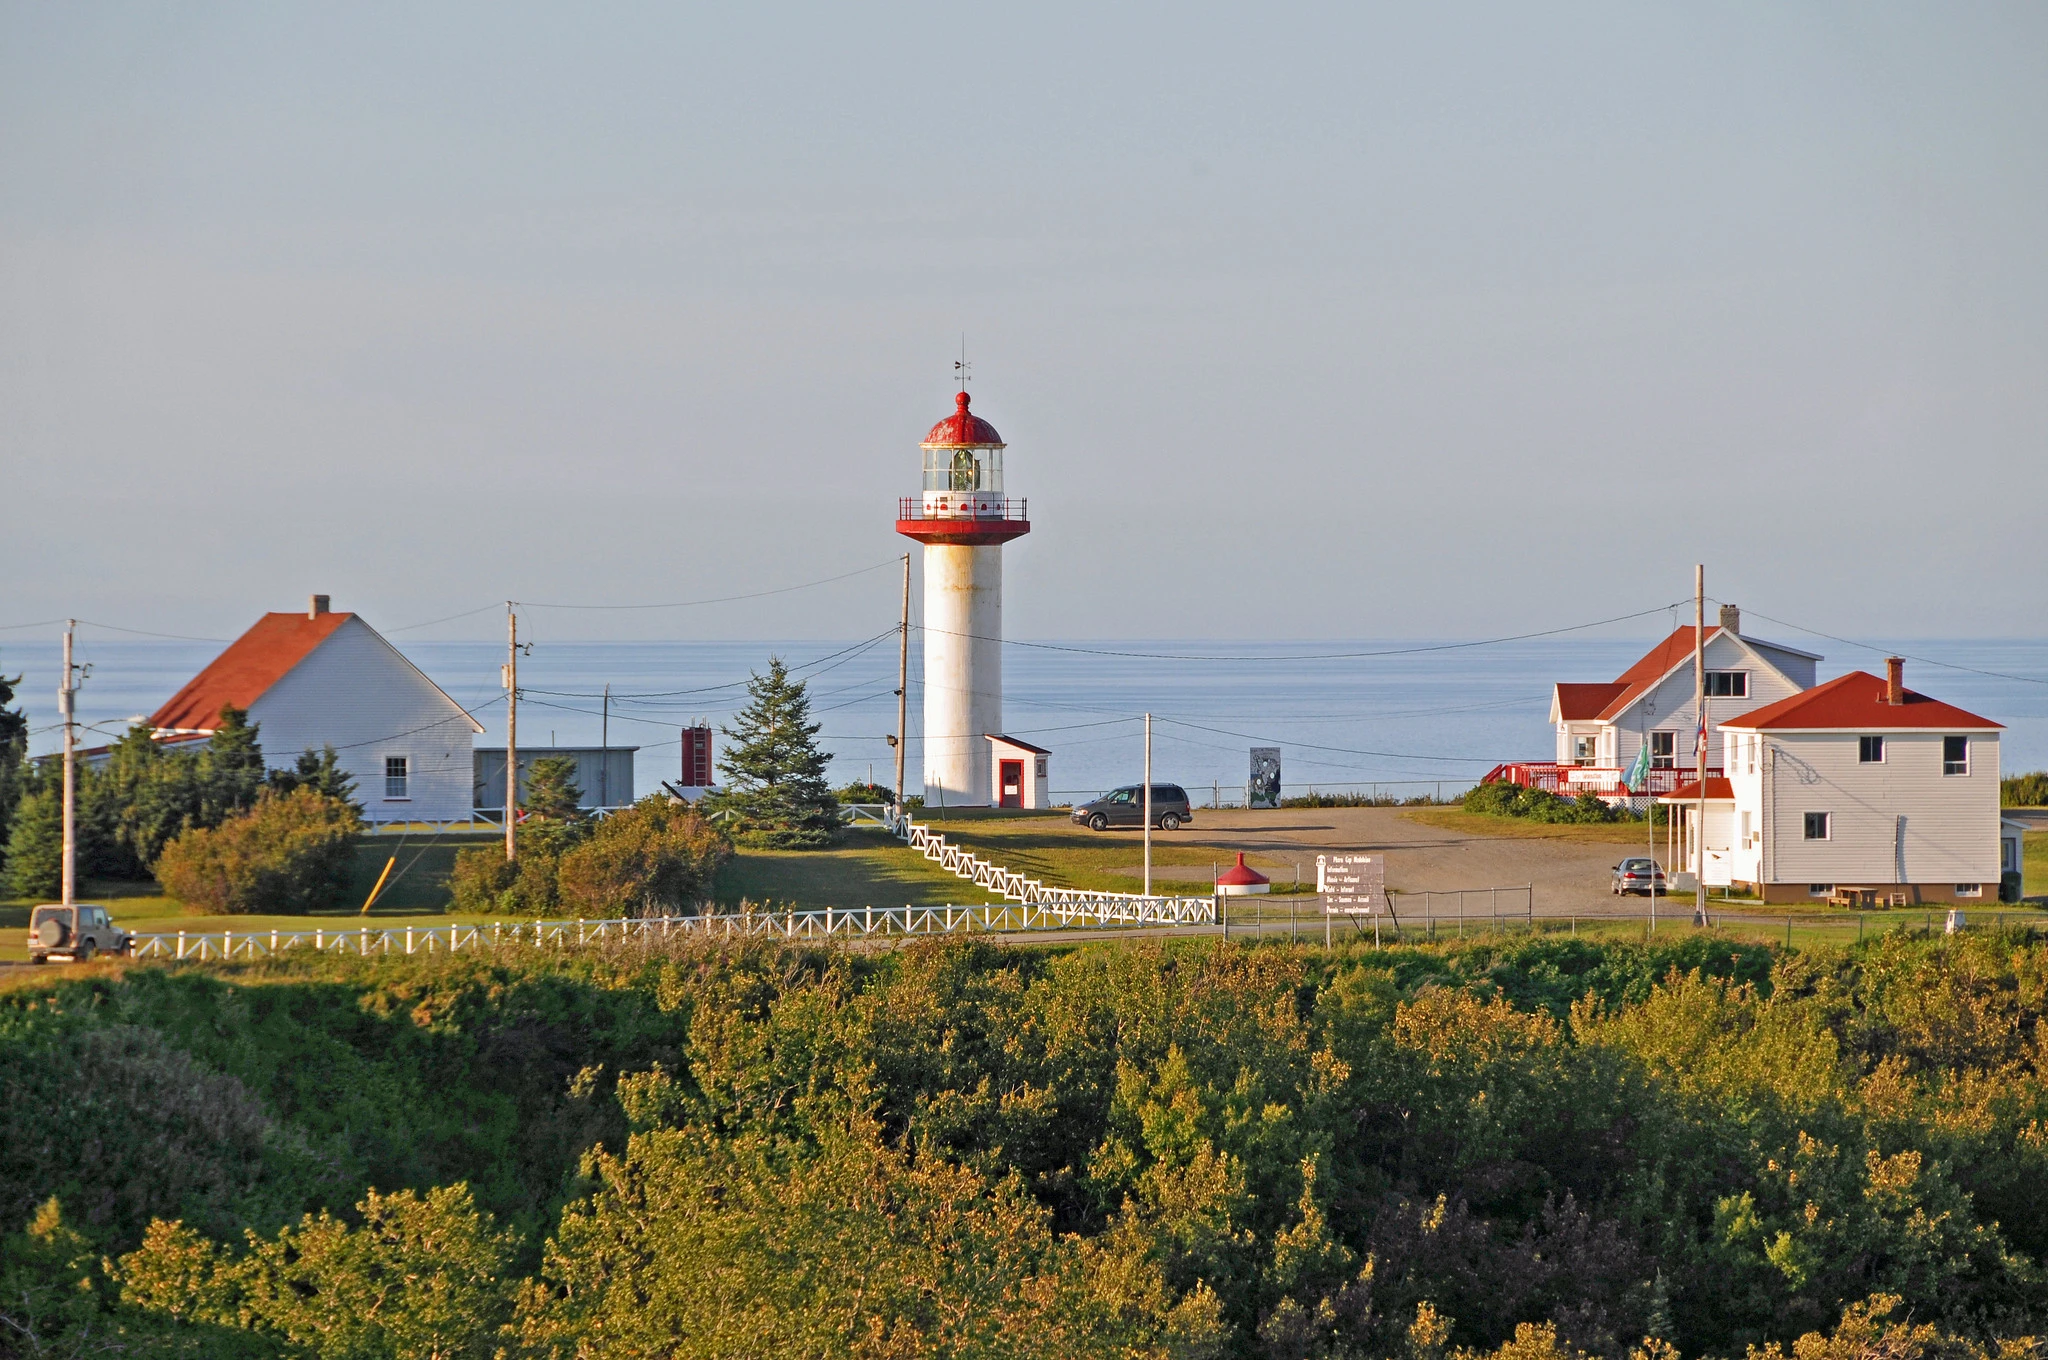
144, 596, 484, 824
1714, 659, 2004, 904
1490, 605, 1821, 805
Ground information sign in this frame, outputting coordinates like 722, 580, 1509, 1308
1316, 853, 1385, 914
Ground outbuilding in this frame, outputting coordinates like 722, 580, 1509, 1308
985, 735, 1050, 809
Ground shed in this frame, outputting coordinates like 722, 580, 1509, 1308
475, 746, 638, 812
985, 735, 1050, 809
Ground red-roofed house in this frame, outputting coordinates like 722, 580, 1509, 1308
1492, 605, 1821, 803
143, 596, 484, 824
1718, 659, 2005, 903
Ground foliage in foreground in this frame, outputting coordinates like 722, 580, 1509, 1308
448, 795, 730, 916
2005, 772, 2048, 808
1465, 781, 1635, 824
5, 930, 2048, 1357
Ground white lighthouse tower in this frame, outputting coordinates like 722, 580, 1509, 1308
896, 387, 1029, 806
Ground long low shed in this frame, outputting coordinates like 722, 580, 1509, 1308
474, 746, 636, 811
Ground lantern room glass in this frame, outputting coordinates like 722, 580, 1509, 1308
922, 447, 1003, 494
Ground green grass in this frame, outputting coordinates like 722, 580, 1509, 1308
713, 826, 1005, 908
911, 815, 1288, 894
2027, 830, 2045, 900
1400, 806, 1650, 844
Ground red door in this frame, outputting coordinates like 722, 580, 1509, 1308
1000, 760, 1023, 808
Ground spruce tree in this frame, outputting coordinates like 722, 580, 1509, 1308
269, 746, 362, 813
3, 787, 61, 899
705, 658, 840, 848
0, 658, 27, 875
198, 705, 266, 825
522, 756, 584, 823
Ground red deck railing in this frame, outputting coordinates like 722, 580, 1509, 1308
1482, 762, 1721, 797
898, 497, 1028, 521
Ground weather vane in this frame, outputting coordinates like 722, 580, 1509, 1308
955, 334, 971, 391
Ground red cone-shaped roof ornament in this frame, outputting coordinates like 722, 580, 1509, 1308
1216, 852, 1272, 895
922, 391, 1005, 448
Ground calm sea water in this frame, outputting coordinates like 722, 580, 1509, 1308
6, 633, 2046, 803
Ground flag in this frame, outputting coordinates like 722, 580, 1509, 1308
1624, 739, 1651, 790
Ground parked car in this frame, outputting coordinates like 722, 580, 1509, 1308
1071, 784, 1194, 832
1610, 858, 1667, 896
28, 903, 133, 964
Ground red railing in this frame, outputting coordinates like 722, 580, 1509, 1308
1482, 762, 1721, 797
898, 497, 1028, 521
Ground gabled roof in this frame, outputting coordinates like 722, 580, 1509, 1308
1555, 682, 1629, 722
149, 611, 355, 732
986, 733, 1052, 755
1720, 671, 2002, 732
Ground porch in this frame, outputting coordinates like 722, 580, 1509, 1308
1483, 762, 1721, 799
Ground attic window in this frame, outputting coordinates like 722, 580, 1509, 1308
384, 756, 409, 800
1943, 737, 1969, 776
1859, 736, 1885, 764
1704, 671, 1748, 698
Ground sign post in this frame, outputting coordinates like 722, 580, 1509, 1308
1317, 853, 1388, 946
1248, 748, 1281, 810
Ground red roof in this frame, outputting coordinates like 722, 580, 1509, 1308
1216, 852, 1269, 886
922, 391, 1004, 447
149, 611, 353, 731
1659, 777, 1735, 802
1555, 682, 1629, 722
1587, 625, 1722, 721
1720, 670, 2001, 732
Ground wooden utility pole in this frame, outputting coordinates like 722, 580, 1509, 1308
1694, 565, 1708, 925
1143, 713, 1153, 898
504, 606, 518, 862
59, 620, 77, 906
600, 683, 610, 810
895, 553, 910, 809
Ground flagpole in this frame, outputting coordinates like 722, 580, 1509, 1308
1694, 564, 1708, 928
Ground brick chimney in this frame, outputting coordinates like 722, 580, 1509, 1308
1718, 604, 1740, 636
1886, 656, 1904, 705
309, 594, 330, 619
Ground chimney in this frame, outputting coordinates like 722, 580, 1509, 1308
309, 594, 330, 619
1718, 604, 1739, 636
1886, 656, 1904, 706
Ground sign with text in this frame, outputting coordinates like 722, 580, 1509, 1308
1248, 748, 1282, 809
1316, 853, 1386, 914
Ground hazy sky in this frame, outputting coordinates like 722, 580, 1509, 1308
4, 3, 2044, 644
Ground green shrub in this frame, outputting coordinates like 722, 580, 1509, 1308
448, 842, 563, 916
833, 780, 896, 804
152, 787, 361, 914
1463, 780, 1625, 824
556, 798, 730, 916
2003, 771, 2048, 807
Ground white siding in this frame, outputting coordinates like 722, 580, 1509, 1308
1748, 729, 2000, 886
1607, 633, 1811, 775
248, 617, 482, 822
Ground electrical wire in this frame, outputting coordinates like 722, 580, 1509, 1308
1720, 603, 2048, 688
514, 558, 901, 612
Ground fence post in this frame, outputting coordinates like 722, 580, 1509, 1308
177, 929, 186, 960
406, 926, 413, 955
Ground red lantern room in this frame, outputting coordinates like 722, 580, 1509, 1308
894, 391, 1031, 546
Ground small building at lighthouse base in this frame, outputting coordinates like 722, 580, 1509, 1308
986, 735, 1051, 809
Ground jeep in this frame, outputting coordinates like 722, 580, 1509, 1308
28, 904, 134, 964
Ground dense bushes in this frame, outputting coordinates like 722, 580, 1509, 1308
7, 931, 2048, 1356
1465, 781, 1629, 824
2004, 771, 2048, 807
450, 796, 729, 916
153, 787, 362, 914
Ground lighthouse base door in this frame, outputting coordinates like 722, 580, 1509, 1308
999, 761, 1024, 809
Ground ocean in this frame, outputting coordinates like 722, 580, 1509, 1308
5, 633, 2045, 804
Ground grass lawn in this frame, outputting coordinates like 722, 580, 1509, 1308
2027, 830, 2046, 900
714, 827, 1005, 909
909, 815, 1293, 894
1401, 806, 1653, 845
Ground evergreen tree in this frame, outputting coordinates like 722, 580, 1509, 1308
269, 746, 361, 813
0, 659, 26, 876
704, 658, 840, 848
101, 722, 199, 873
3, 787, 61, 899
197, 705, 266, 826
522, 756, 584, 823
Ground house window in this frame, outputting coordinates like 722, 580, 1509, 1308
1955, 884, 1983, 898
1808, 884, 1834, 898
1804, 811, 1830, 841
1859, 736, 1885, 764
1704, 671, 1748, 698
384, 756, 409, 800
1572, 735, 1598, 766
1649, 732, 1675, 769
1943, 737, 1969, 776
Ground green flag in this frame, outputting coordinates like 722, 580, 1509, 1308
1625, 739, 1652, 790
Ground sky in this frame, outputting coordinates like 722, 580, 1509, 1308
3, 2, 2045, 646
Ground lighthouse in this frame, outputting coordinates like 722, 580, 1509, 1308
896, 388, 1030, 806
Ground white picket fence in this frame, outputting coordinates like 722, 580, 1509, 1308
122, 804, 1217, 962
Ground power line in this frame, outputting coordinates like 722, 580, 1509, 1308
909, 602, 1690, 664
1725, 604, 2048, 688
75, 619, 228, 643
1150, 715, 1493, 765
385, 603, 506, 634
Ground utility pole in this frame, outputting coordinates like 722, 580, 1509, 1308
600, 683, 610, 810
504, 606, 518, 862
1143, 713, 1153, 898
1694, 564, 1708, 926
895, 553, 910, 810
59, 621, 78, 906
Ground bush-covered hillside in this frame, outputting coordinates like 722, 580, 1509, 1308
4, 931, 2048, 1358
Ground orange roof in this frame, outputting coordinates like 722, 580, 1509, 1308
1659, 777, 1735, 802
1589, 625, 1722, 721
1720, 671, 2000, 732
1555, 681, 1629, 722
149, 611, 354, 732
